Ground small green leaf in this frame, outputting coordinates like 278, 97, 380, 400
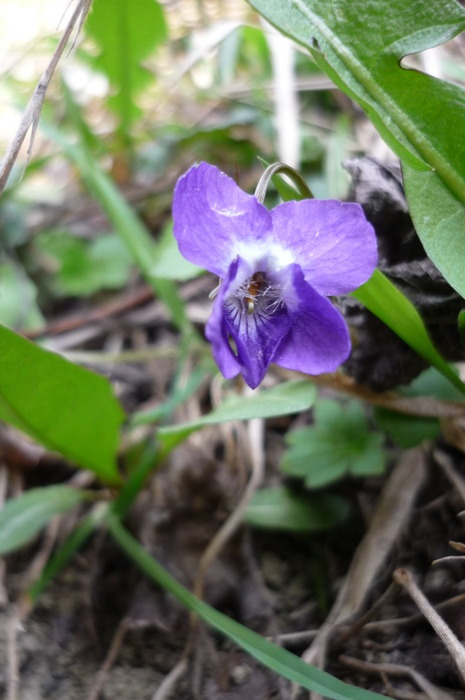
374, 408, 439, 449
281, 399, 385, 488
245, 486, 349, 532
84, 0, 167, 132
158, 380, 317, 452
0, 325, 124, 484
36, 231, 132, 296
149, 221, 203, 281
0, 259, 44, 331
0, 486, 85, 555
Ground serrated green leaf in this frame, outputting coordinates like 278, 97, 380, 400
245, 486, 349, 532
0, 325, 124, 484
373, 408, 439, 449
247, 0, 465, 296
158, 380, 316, 452
84, 0, 167, 131
281, 399, 385, 487
0, 486, 85, 555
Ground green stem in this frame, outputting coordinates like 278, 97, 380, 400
255, 162, 314, 203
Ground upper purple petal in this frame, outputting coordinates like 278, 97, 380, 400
273, 265, 351, 374
270, 199, 377, 295
172, 162, 271, 277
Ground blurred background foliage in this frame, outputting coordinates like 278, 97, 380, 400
0, 0, 381, 334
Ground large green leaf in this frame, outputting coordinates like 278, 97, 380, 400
0, 325, 123, 484
247, 0, 465, 296
109, 516, 389, 700
402, 164, 465, 299
0, 486, 86, 556
84, 0, 167, 131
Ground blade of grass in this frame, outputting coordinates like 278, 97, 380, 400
107, 515, 390, 700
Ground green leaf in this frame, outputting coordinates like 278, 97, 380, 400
245, 486, 349, 532
149, 221, 203, 281
281, 399, 385, 487
374, 408, 439, 449
36, 231, 132, 296
0, 259, 44, 331
0, 325, 124, 484
0, 486, 85, 555
402, 164, 465, 298
84, 0, 167, 132
158, 380, 317, 453
353, 270, 465, 396
247, 0, 465, 296
108, 517, 390, 700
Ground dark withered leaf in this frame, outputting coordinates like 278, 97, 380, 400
342, 157, 465, 391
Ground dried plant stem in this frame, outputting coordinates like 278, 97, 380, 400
193, 413, 265, 601
339, 654, 455, 700
6, 607, 20, 700
434, 449, 465, 503
86, 617, 130, 700
0, 466, 8, 607
152, 656, 189, 700
393, 568, 465, 683
0, 0, 93, 197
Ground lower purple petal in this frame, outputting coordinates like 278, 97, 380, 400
273, 266, 351, 375
205, 264, 241, 381
206, 258, 292, 388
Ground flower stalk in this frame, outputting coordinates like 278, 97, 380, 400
254, 161, 314, 204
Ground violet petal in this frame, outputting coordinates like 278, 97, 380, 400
172, 162, 271, 277
206, 257, 292, 388
273, 265, 351, 374
205, 259, 242, 381
271, 199, 377, 295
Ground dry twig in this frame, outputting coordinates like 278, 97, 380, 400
0, 0, 93, 197
393, 568, 465, 684
339, 654, 456, 700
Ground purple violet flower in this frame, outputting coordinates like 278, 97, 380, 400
173, 162, 377, 389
